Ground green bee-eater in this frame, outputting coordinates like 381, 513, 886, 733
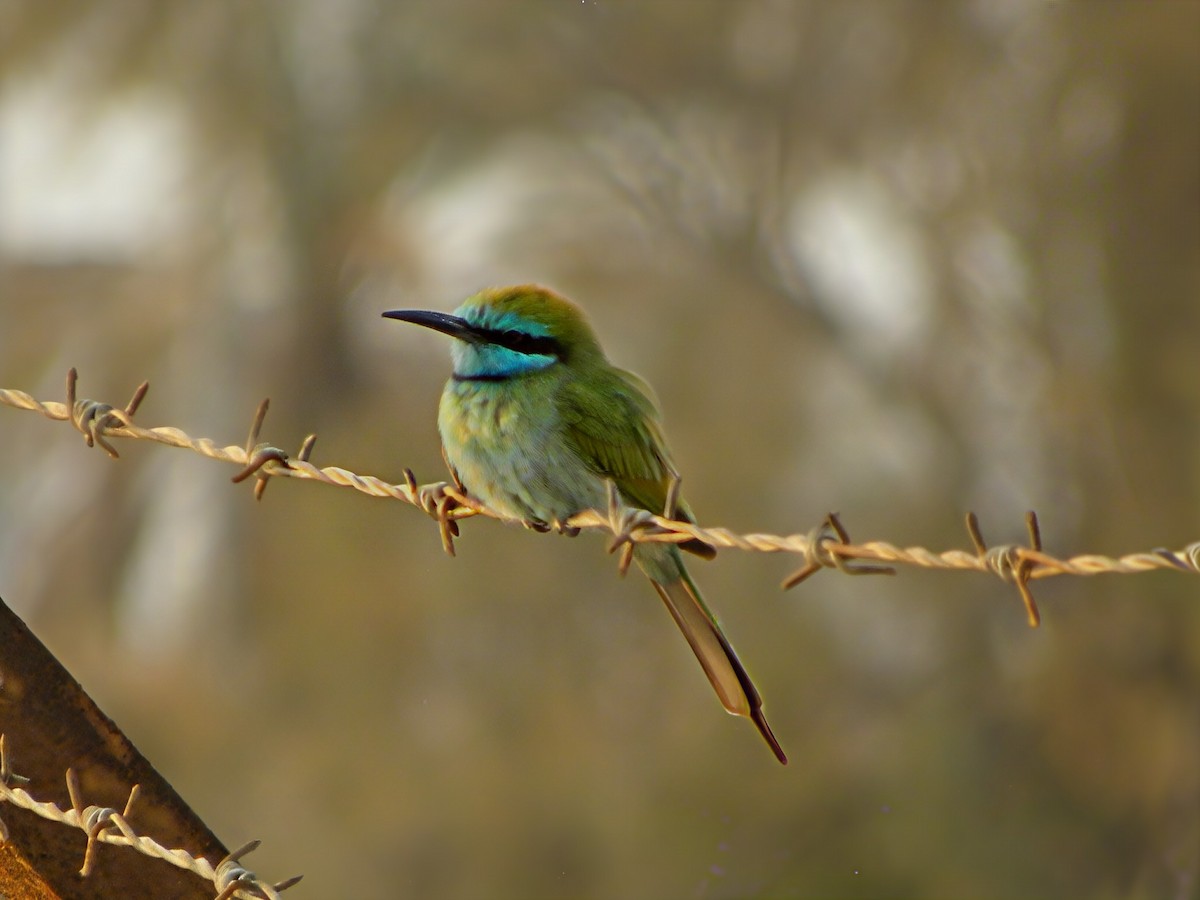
384, 285, 786, 764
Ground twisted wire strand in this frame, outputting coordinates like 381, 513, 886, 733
2, 372, 1197, 617
564, 507, 1200, 581
0, 737, 299, 898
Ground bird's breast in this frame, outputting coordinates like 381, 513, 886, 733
437, 379, 603, 526
440, 380, 526, 447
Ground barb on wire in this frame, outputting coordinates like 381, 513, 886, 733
781, 513, 897, 590
231, 399, 293, 499
67, 367, 149, 458
2, 369, 1198, 629
966, 511, 1042, 627
0, 736, 300, 898
65, 766, 141, 877
215, 841, 304, 900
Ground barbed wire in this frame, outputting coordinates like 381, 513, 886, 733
2, 369, 1197, 629
0, 735, 301, 899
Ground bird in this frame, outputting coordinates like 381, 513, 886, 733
383, 284, 787, 764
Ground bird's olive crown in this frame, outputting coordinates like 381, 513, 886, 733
456, 285, 606, 363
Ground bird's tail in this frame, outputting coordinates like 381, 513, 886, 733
650, 567, 787, 765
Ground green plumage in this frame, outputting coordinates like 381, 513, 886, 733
384, 285, 786, 764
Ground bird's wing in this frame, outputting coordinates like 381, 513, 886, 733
560, 369, 716, 558
559, 367, 715, 556
559, 366, 679, 517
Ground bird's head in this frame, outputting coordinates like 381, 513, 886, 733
384, 284, 604, 380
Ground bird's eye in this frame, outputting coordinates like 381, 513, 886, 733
494, 329, 562, 358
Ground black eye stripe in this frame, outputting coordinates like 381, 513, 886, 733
484, 328, 563, 358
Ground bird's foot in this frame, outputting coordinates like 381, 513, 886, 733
415, 479, 464, 556
521, 518, 580, 537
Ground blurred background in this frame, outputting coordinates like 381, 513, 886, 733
1, 1, 1197, 897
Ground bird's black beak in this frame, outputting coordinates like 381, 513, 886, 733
383, 309, 482, 343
